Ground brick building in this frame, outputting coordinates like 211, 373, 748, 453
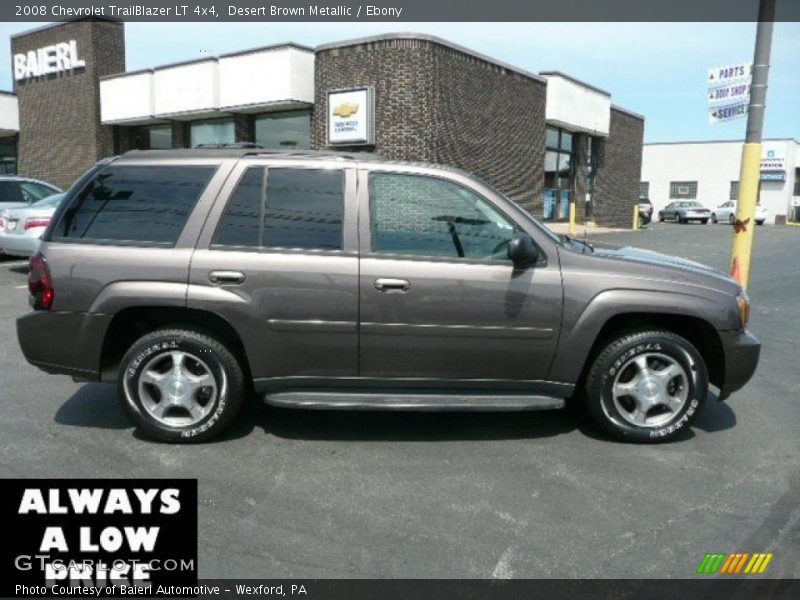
1, 22, 645, 228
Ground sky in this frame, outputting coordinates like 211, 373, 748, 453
0, 21, 798, 143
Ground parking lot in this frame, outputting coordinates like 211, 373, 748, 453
0, 223, 798, 579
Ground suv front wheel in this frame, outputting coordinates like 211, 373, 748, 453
119, 328, 246, 443
584, 329, 708, 443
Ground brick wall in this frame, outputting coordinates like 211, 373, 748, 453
12, 20, 125, 190
313, 37, 546, 215
593, 107, 645, 228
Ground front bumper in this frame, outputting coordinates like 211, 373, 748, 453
718, 329, 761, 400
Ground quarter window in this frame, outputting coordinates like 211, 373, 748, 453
54, 166, 215, 244
214, 167, 344, 251
369, 173, 515, 261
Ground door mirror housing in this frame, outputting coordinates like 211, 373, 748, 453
507, 232, 540, 267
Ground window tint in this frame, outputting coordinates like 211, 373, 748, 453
369, 173, 515, 260
214, 168, 263, 247
264, 169, 343, 250
0, 181, 22, 204
55, 166, 214, 244
214, 168, 344, 251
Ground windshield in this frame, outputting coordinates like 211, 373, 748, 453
31, 193, 65, 209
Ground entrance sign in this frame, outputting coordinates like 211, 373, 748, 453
14, 40, 85, 81
328, 87, 375, 145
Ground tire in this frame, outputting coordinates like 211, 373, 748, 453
677, 215, 684, 224
584, 329, 708, 443
729, 214, 736, 225
756, 220, 764, 226
700, 219, 709, 225
119, 328, 246, 443
711, 213, 717, 224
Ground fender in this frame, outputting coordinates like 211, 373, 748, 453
547, 288, 732, 384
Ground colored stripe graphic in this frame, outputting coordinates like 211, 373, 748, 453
697, 552, 773, 574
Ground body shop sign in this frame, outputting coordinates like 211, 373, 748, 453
328, 87, 375, 145
1, 479, 197, 597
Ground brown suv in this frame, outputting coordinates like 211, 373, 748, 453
17, 149, 760, 443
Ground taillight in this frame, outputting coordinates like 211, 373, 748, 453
29, 252, 54, 310
25, 217, 51, 230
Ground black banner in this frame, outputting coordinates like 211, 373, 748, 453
3, 0, 800, 23
1, 479, 198, 598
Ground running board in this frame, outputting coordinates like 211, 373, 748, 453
263, 391, 565, 412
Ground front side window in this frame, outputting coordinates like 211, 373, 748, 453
214, 167, 344, 251
369, 173, 515, 261
0, 181, 22, 203
54, 166, 215, 244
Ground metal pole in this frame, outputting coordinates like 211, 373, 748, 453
730, 0, 776, 288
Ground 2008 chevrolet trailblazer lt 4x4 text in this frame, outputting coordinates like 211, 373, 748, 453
17, 149, 760, 443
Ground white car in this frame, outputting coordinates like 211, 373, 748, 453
711, 200, 767, 225
0, 193, 65, 257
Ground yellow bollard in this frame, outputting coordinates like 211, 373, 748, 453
568, 201, 577, 236
632, 204, 639, 230
730, 143, 761, 288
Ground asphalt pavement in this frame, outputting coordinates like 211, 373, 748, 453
0, 222, 798, 579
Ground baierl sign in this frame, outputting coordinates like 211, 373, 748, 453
13, 40, 85, 81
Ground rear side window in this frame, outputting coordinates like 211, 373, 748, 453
0, 181, 22, 204
214, 167, 344, 251
54, 166, 214, 244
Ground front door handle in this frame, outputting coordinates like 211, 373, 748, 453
374, 278, 410, 293
209, 270, 246, 285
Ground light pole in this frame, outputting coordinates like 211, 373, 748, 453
730, 0, 776, 288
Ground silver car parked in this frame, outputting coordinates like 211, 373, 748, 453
0, 176, 61, 211
0, 193, 66, 257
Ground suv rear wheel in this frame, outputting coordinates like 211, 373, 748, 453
584, 329, 708, 443
119, 328, 246, 443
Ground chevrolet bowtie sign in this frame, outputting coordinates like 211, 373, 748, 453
328, 87, 375, 146
14, 40, 86, 81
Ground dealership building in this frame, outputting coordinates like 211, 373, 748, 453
642, 139, 800, 225
1, 19, 645, 227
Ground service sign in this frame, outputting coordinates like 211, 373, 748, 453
328, 87, 375, 146
708, 101, 748, 124
13, 40, 86, 81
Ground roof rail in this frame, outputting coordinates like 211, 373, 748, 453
194, 142, 264, 149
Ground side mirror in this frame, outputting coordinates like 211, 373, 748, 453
507, 232, 540, 268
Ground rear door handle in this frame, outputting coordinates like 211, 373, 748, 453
374, 278, 410, 293
209, 270, 246, 285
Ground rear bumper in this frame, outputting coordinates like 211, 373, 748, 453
718, 329, 761, 400
0, 232, 40, 257
17, 310, 110, 380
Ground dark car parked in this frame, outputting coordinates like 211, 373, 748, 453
658, 201, 712, 224
17, 149, 759, 444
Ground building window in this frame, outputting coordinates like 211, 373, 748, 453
639, 182, 649, 198
730, 181, 739, 201
0, 138, 16, 174
255, 110, 311, 150
794, 169, 800, 197
543, 127, 574, 221
190, 118, 235, 148
669, 181, 697, 199
132, 124, 173, 150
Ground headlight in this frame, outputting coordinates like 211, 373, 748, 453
736, 290, 750, 328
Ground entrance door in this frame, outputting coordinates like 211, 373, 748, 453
357, 169, 562, 383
